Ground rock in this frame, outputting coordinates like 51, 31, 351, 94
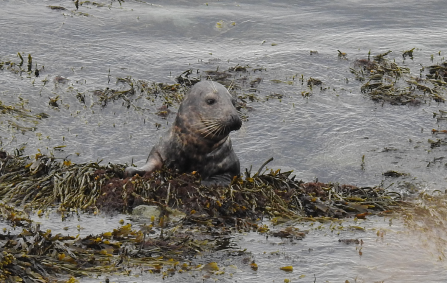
132, 205, 161, 219
131, 205, 186, 223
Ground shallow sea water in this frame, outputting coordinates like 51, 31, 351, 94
1, 0, 447, 282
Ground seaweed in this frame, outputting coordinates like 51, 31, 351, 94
337, 50, 347, 59
430, 104, 447, 149
92, 77, 186, 109
402, 48, 415, 60
0, 100, 47, 134
0, 150, 405, 281
350, 51, 446, 105
0, 152, 400, 219
383, 170, 408, 177
401, 191, 447, 261
427, 60, 447, 82
175, 64, 266, 95
0, 53, 43, 78
88, 65, 266, 119
48, 5, 67, 10
0, 201, 221, 282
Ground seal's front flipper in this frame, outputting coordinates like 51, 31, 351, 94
124, 151, 163, 178
124, 167, 147, 178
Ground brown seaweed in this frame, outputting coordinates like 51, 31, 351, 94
0, 152, 400, 219
0, 149, 405, 281
350, 51, 446, 105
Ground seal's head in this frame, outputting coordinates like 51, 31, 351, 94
175, 81, 242, 142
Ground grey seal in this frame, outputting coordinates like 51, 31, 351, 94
125, 80, 242, 186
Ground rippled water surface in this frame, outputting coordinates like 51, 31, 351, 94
2, 0, 447, 281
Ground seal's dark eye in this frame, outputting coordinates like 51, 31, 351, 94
206, 99, 216, 105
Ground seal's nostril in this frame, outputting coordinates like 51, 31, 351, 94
230, 114, 242, 131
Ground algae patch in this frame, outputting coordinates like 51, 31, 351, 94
0, 150, 405, 281
350, 51, 446, 105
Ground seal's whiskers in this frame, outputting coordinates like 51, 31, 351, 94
204, 124, 224, 138
216, 125, 226, 137
210, 80, 218, 94
192, 120, 220, 129
194, 120, 221, 138
201, 120, 225, 138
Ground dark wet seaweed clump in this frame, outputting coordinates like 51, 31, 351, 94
0, 152, 400, 219
350, 51, 446, 105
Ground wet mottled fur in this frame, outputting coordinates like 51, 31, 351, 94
125, 81, 241, 185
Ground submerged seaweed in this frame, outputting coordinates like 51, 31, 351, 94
0, 100, 48, 134
0, 201, 222, 282
401, 191, 447, 261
